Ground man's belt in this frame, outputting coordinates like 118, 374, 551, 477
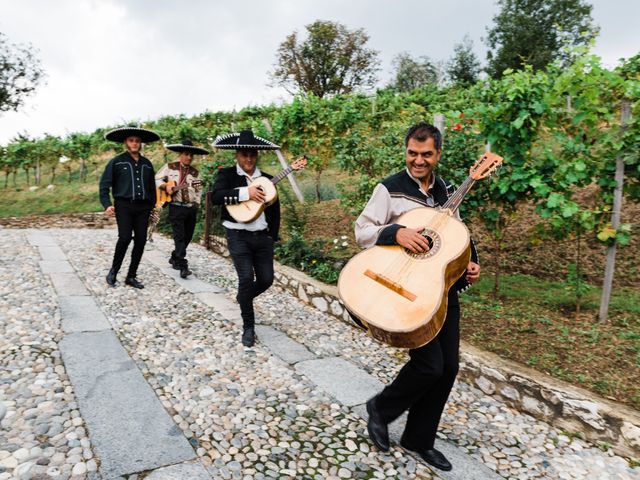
172, 201, 196, 208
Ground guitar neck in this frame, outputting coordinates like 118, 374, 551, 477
442, 176, 475, 212
271, 165, 295, 186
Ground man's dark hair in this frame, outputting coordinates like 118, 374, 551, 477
404, 122, 442, 150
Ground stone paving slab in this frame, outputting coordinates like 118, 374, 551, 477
58, 296, 111, 333
39, 259, 74, 274
38, 245, 66, 260
59, 330, 195, 478
49, 273, 90, 296
352, 405, 500, 479
295, 357, 384, 407
26, 231, 58, 246
195, 292, 241, 321
144, 461, 211, 480
256, 325, 317, 364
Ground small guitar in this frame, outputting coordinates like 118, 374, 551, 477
226, 157, 307, 223
338, 152, 503, 349
155, 179, 202, 208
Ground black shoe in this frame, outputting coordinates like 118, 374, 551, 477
180, 267, 192, 279
172, 263, 180, 270
241, 327, 255, 347
106, 268, 117, 286
401, 441, 452, 472
169, 257, 176, 267
366, 396, 390, 451
125, 277, 144, 289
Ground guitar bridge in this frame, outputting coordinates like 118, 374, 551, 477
364, 269, 416, 302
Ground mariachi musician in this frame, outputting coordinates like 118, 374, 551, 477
209, 130, 281, 347
355, 122, 480, 472
155, 140, 209, 278
100, 126, 160, 289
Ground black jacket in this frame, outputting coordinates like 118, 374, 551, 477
209, 166, 281, 242
99, 152, 156, 208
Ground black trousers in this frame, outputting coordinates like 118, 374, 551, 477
225, 228, 274, 329
168, 204, 198, 268
112, 200, 152, 278
375, 294, 461, 451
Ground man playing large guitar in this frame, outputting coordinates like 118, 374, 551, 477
355, 122, 480, 472
155, 139, 209, 278
209, 130, 282, 348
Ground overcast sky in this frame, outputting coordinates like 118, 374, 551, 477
0, 0, 638, 144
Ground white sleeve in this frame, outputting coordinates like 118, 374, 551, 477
354, 184, 393, 249
237, 187, 249, 201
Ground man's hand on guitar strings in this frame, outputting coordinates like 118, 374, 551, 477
396, 227, 431, 253
248, 185, 266, 203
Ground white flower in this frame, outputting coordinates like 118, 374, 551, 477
341, 241, 348, 247
340, 235, 348, 240
333, 238, 338, 244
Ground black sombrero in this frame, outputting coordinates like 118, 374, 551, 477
212, 129, 279, 150
105, 127, 161, 143
166, 139, 209, 155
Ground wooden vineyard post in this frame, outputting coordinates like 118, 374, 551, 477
433, 114, 445, 146
261, 118, 305, 204
204, 192, 211, 250
598, 99, 631, 323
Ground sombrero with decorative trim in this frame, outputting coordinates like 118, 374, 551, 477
105, 127, 161, 143
212, 129, 279, 150
166, 139, 209, 155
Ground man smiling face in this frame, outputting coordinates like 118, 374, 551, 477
405, 136, 441, 185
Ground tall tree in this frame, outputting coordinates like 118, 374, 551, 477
270, 20, 380, 98
447, 35, 481, 85
0, 32, 45, 113
389, 52, 438, 92
485, 0, 598, 78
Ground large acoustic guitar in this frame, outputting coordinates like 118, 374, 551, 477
338, 152, 503, 349
155, 179, 202, 208
226, 157, 307, 223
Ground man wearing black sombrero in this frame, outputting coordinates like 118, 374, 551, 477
155, 139, 209, 278
210, 129, 281, 347
99, 126, 160, 289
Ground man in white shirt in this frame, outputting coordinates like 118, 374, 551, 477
209, 130, 281, 347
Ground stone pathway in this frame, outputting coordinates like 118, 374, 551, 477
0, 227, 638, 479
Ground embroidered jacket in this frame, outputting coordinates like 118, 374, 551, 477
209, 165, 280, 241
99, 151, 156, 208
155, 161, 202, 205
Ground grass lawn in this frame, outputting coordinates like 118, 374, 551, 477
0, 181, 102, 217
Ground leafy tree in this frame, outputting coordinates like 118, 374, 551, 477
0, 32, 45, 113
485, 0, 598, 78
447, 35, 481, 85
270, 20, 380, 98
389, 52, 438, 92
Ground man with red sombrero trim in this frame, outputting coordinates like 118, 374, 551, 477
100, 126, 160, 289
209, 130, 281, 347
155, 139, 209, 278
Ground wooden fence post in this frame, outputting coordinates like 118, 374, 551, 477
204, 193, 211, 250
598, 99, 631, 323
261, 118, 305, 204
433, 114, 445, 147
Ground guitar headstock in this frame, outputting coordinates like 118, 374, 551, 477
469, 152, 503, 180
291, 156, 308, 171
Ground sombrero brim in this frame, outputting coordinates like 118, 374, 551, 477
166, 144, 209, 155
105, 127, 161, 143
213, 132, 279, 150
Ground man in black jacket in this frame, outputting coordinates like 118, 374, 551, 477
99, 127, 160, 289
210, 130, 281, 347
355, 122, 480, 472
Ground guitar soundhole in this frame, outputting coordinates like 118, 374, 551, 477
403, 229, 441, 259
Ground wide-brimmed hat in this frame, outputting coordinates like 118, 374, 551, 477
166, 139, 209, 155
105, 127, 161, 143
212, 129, 279, 150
